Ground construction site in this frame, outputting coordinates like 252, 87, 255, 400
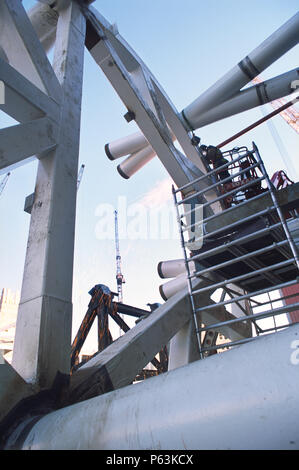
0, 0, 299, 451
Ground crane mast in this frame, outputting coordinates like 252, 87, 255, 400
114, 210, 125, 303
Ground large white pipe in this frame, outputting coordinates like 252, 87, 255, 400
105, 131, 150, 160
182, 12, 299, 130
159, 273, 188, 301
188, 68, 299, 130
117, 145, 156, 179
13, 324, 299, 450
158, 259, 195, 279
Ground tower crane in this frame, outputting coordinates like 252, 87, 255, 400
0, 173, 10, 197
114, 210, 125, 304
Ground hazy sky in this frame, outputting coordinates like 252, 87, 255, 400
0, 0, 298, 350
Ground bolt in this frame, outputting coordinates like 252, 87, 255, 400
124, 110, 135, 122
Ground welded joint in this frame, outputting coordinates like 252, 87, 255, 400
255, 82, 270, 105
238, 55, 260, 80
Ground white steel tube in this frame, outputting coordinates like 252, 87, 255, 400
182, 12, 299, 130
117, 145, 156, 179
158, 259, 195, 279
159, 273, 188, 301
190, 68, 299, 129
105, 131, 150, 160
17, 324, 299, 450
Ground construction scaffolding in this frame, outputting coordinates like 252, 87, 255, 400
0, 0, 299, 451
172, 142, 299, 357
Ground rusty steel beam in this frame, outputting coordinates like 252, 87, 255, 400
97, 302, 113, 353
159, 346, 169, 371
70, 289, 105, 371
114, 302, 151, 318
71, 287, 166, 378
107, 303, 131, 333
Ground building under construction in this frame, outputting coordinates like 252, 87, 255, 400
0, 0, 299, 450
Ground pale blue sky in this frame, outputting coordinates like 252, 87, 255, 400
0, 1, 298, 348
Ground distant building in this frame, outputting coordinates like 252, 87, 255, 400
0, 288, 20, 363
0, 288, 95, 365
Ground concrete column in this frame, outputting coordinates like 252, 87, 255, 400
12, 3, 86, 388
168, 320, 200, 370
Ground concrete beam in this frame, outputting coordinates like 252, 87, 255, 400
0, 58, 61, 124
68, 280, 251, 405
188, 68, 299, 129
168, 320, 201, 370
0, 117, 58, 172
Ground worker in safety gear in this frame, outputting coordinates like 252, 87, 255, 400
200, 145, 230, 181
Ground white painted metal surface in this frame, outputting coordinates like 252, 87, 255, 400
159, 272, 188, 300
158, 258, 194, 279
105, 131, 149, 160
117, 145, 156, 179
18, 324, 299, 450
190, 69, 299, 129
168, 320, 200, 371
183, 12, 299, 130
